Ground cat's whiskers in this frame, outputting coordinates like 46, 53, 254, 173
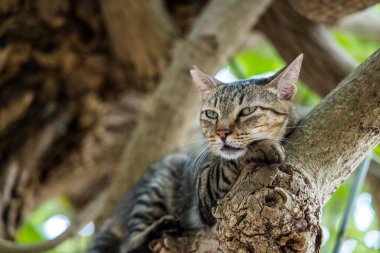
188, 145, 209, 179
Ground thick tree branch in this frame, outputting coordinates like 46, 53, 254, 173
0, 0, 156, 239
101, 0, 175, 90
286, 49, 380, 204
288, 0, 380, 23
101, 0, 273, 222
257, 0, 357, 96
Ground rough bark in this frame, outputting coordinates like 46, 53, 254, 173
101, 0, 273, 222
286, 49, 380, 203
256, 0, 357, 97
288, 0, 380, 23
150, 49, 380, 252
0, 0, 171, 239
101, 0, 175, 90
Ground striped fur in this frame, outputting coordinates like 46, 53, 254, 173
90, 56, 302, 252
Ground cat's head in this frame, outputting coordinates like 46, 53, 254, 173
190, 54, 303, 160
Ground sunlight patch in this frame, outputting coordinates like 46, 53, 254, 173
42, 214, 71, 239
354, 192, 375, 231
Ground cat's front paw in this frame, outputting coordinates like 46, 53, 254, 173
245, 140, 285, 165
152, 215, 183, 236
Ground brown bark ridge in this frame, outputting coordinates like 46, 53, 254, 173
101, 0, 273, 223
257, 0, 357, 97
288, 0, 380, 23
150, 50, 380, 253
0, 0, 170, 239
101, 0, 175, 90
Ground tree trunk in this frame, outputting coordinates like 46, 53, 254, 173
101, 0, 175, 90
0, 0, 172, 239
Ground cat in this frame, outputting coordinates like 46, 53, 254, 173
89, 54, 303, 253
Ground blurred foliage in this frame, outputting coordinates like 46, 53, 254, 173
15, 7, 380, 253
16, 197, 92, 253
331, 30, 380, 62
17, 197, 73, 244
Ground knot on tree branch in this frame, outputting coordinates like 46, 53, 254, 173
213, 166, 321, 252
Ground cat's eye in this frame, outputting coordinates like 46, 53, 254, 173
240, 107, 257, 116
205, 110, 218, 119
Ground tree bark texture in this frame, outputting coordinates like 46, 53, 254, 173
101, 0, 175, 90
150, 49, 380, 252
289, 0, 380, 23
102, 0, 273, 222
256, 0, 357, 97
0, 0, 171, 239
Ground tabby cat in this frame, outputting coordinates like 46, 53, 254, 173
90, 54, 303, 253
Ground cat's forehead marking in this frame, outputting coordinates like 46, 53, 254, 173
208, 84, 251, 117
204, 80, 282, 117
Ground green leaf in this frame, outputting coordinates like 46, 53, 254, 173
16, 221, 45, 243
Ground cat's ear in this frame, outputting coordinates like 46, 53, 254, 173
190, 66, 218, 95
270, 54, 303, 100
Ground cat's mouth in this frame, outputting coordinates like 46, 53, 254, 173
221, 145, 243, 151
219, 145, 246, 160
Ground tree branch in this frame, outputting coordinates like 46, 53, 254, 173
256, 0, 357, 96
286, 49, 380, 204
100, 0, 273, 223
0, 0, 158, 238
288, 0, 380, 23
101, 0, 175, 90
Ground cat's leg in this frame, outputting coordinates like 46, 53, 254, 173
118, 183, 173, 252
119, 154, 189, 252
196, 157, 242, 225
245, 140, 285, 165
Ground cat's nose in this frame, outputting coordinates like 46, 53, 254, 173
216, 128, 232, 141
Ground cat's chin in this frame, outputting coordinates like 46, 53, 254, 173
218, 146, 246, 160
